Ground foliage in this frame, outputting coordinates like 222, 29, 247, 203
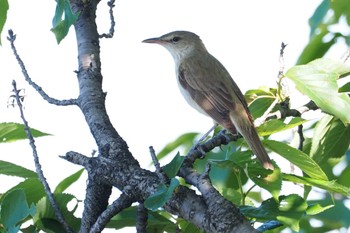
51, 0, 79, 44
298, 0, 350, 65
286, 58, 350, 124
0, 0, 8, 45
144, 178, 180, 211
0, 124, 83, 233
0, 189, 36, 233
0, 122, 50, 143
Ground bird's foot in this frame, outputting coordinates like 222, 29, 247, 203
190, 143, 206, 158
189, 124, 218, 158
196, 123, 218, 144
218, 129, 238, 145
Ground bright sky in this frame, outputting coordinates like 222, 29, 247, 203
0, 0, 324, 231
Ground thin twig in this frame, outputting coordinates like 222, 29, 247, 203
12, 80, 73, 233
277, 42, 288, 101
342, 47, 350, 63
265, 100, 318, 121
297, 124, 304, 151
99, 0, 116, 38
7, 30, 77, 106
149, 146, 168, 183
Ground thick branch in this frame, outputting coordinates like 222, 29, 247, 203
67, 0, 142, 231
62, 150, 259, 233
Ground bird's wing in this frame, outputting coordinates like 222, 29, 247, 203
178, 54, 253, 125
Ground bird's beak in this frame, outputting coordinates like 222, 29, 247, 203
142, 37, 162, 44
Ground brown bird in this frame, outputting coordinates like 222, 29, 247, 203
143, 31, 273, 169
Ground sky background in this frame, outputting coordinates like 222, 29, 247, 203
0, 0, 338, 231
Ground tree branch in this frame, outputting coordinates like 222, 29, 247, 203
99, 0, 116, 38
7, 30, 78, 106
265, 99, 318, 121
12, 80, 73, 233
90, 193, 135, 233
149, 146, 168, 183
62, 147, 259, 233
136, 202, 148, 233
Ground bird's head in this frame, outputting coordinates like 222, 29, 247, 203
142, 31, 207, 61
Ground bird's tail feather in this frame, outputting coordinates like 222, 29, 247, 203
241, 125, 273, 169
229, 108, 273, 169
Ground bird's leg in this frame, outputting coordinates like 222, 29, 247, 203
218, 129, 238, 145
197, 123, 218, 144
190, 123, 218, 157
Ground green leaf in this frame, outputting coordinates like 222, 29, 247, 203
107, 206, 137, 229
0, 189, 36, 232
245, 87, 277, 104
264, 140, 328, 181
249, 97, 276, 119
144, 178, 179, 211
286, 58, 350, 124
34, 193, 80, 232
240, 194, 307, 231
276, 195, 307, 231
310, 115, 350, 163
210, 149, 252, 169
107, 207, 177, 232
296, 29, 341, 65
0, 122, 51, 143
178, 219, 201, 233
337, 164, 350, 187
282, 174, 350, 196
156, 132, 199, 161
248, 163, 282, 200
306, 203, 334, 215
331, 0, 350, 24
163, 153, 184, 178
308, 0, 330, 37
339, 82, 350, 93
147, 211, 178, 232
51, 0, 79, 44
308, 198, 350, 227
54, 169, 84, 194
245, 87, 277, 119
4, 178, 46, 205
21, 224, 39, 233
257, 117, 307, 136
0, 160, 37, 178
208, 149, 250, 190
0, 0, 9, 45
220, 187, 243, 206
207, 163, 243, 192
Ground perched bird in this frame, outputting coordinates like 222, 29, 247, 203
143, 31, 273, 169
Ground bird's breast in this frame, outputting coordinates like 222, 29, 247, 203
176, 72, 208, 116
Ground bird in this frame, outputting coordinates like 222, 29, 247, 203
143, 31, 273, 169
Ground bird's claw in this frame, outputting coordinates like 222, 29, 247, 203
218, 129, 237, 144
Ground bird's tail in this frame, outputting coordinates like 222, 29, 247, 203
240, 124, 273, 169
229, 108, 273, 169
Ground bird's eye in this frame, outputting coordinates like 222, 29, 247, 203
171, 36, 181, 43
